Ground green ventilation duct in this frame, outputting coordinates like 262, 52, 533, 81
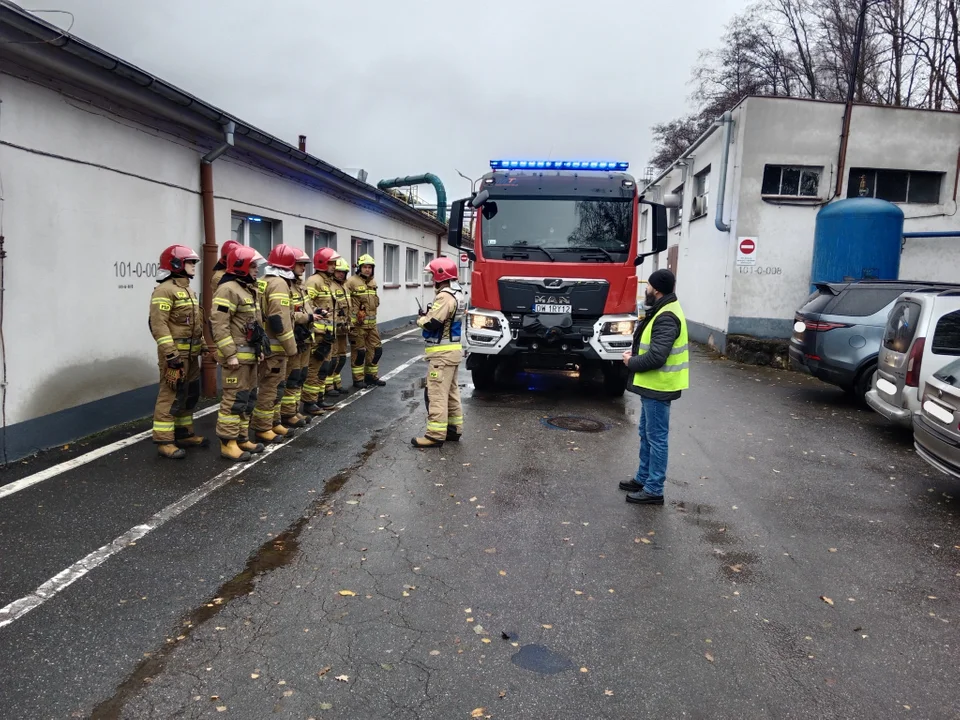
377, 173, 447, 224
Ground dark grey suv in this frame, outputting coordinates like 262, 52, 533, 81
789, 281, 960, 402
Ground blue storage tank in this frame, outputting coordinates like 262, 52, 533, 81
811, 198, 904, 291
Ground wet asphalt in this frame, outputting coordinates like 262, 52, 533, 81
1, 333, 959, 720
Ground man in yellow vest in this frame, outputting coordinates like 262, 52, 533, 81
620, 269, 688, 505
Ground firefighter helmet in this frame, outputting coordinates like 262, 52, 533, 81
266, 243, 300, 270
227, 245, 262, 278
334, 257, 349, 275
426, 256, 458, 283
313, 247, 341, 272
292, 247, 310, 263
159, 244, 200, 273
355, 253, 376, 274
219, 239, 240, 263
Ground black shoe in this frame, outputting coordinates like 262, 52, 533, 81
619, 478, 644, 492
320, 397, 338, 409
327, 387, 342, 397
625, 490, 664, 505
366, 376, 386, 387
303, 403, 325, 417
446, 428, 462, 442
353, 381, 367, 390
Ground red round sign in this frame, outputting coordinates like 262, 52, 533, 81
739, 238, 756, 254
460, 253, 469, 263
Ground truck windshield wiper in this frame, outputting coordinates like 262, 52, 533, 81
569, 246, 615, 261
504, 244, 556, 261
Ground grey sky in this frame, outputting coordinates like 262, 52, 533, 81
36, 0, 746, 202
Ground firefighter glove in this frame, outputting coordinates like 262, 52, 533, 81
165, 355, 184, 369
163, 366, 184, 390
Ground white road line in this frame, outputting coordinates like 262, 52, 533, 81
0, 350, 425, 630
0, 327, 421, 501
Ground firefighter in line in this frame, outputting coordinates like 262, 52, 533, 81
149, 245, 208, 459
327, 257, 352, 397
210, 239, 240, 298
413, 257, 465, 449
279, 248, 314, 429
345, 254, 386, 389
302, 247, 340, 414
208, 244, 268, 461
251, 244, 301, 444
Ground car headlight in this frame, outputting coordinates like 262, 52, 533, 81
602, 320, 636, 335
469, 313, 501, 330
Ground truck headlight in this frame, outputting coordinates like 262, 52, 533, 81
602, 320, 636, 335
469, 313, 501, 330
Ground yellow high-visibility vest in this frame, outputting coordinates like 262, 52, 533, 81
630, 300, 689, 393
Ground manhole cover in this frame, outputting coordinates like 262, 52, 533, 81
544, 416, 606, 433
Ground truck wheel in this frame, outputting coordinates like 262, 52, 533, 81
603, 364, 628, 398
471, 360, 497, 392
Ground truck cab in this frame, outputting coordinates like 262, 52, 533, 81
448, 160, 667, 395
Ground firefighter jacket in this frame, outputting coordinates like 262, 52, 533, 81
257, 273, 298, 357
345, 274, 380, 328
305, 272, 335, 340
291, 278, 314, 349
329, 277, 351, 336
150, 277, 204, 360
209, 276, 263, 366
417, 284, 464, 365
210, 262, 227, 300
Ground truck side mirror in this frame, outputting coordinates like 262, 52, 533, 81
448, 199, 466, 249
651, 204, 668, 254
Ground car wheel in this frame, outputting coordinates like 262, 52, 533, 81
855, 365, 877, 405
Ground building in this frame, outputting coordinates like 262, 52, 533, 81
638, 96, 960, 350
0, 1, 451, 461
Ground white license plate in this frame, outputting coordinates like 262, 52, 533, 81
876, 377, 898, 396
923, 399, 955, 425
534, 304, 572, 314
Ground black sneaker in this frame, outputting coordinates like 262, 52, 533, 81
619, 478, 644, 492
625, 490, 664, 505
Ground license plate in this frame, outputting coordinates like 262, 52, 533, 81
534, 304, 572, 314
923, 399, 955, 425
876, 377, 897, 396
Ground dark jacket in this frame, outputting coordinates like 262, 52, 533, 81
626, 292, 682, 402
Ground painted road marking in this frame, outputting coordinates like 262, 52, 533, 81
0, 327, 421, 501
0, 350, 425, 629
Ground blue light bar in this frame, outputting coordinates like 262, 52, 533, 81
490, 160, 629, 171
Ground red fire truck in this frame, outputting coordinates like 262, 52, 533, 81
448, 159, 668, 396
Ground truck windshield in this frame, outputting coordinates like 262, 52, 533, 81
481, 198, 633, 259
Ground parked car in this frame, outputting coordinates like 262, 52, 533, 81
789, 281, 959, 403
866, 289, 960, 425
913, 357, 960, 479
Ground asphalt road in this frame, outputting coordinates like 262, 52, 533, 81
1, 337, 958, 720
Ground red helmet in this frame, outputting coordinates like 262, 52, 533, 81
291, 247, 310, 264
426, 256, 458, 283
227, 245, 263, 278
266, 243, 299, 270
313, 247, 341, 272
159, 244, 200, 273
219, 239, 240, 263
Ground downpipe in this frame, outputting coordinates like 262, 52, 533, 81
714, 111, 733, 233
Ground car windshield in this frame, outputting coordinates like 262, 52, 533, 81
480, 198, 632, 255
934, 358, 960, 386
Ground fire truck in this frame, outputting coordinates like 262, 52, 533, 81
447, 160, 668, 396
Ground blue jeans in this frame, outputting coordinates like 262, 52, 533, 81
634, 397, 671, 496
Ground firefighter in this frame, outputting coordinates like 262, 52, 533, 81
279, 248, 313, 429
149, 244, 207, 459
413, 257, 465, 449
302, 247, 340, 414
209, 245, 268, 461
251, 244, 300, 444
327, 257, 352, 396
345, 253, 386, 389
210, 239, 240, 298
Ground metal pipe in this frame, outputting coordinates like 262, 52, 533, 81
714, 111, 733, 232
835, 0, 869, 197
202, 120, 234, 164
199, 161, 218, 397
902, 231, 960, 238
377, 174, 447, 223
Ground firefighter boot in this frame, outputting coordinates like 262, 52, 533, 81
366, 375, 386, 387
446, 426, 462, 442
282, 414, 306, 430
352, 379, 367, 390
255, 428, 283, 444
299, 407, 315, 424
272, 423, 293, 438
411, 436, 444, 449
220, 439, 252, 462
320, 395, 338, 409
239, 439, 265, 454
303, 402, 325, 417
175, 430, 210, 449
157, 443, 186, 459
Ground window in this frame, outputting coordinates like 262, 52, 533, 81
424, 251, 435, 285
383, 244, 400, 285
831, 287, 906, 317
847, 168, 943, 204
406, 248, 420, 284
883, 300, 922, 353
668, 184, 683, 228
352, 237, 374, 270
232, 213, 276, 258
762, 165, 821, 197
231, 215, 245, 243
932, 309, 960, 356
692, 166, 710, 219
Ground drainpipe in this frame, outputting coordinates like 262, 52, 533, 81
714, 111, 734, 233
199, 120, 235, 397
377, 174, 447, 224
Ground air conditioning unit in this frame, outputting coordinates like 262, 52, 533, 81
692, 195, 707, 218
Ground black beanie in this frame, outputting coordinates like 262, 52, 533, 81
648, 269, 676, 295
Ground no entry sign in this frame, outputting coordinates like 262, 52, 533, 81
737, 237, 758, 266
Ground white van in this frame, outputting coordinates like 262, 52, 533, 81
866, 289, 960, 426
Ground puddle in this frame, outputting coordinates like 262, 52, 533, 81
91, 437, 379, 720
400, 377, 427, 401
511, 644, 575, 675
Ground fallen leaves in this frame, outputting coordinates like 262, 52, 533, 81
580, 667, 589, 673
484, 548, 497, 554
338, 590, 356, 597
473, 624, 485, 635
604, 689, 614, 696
216, 706, 227, 713
820, 596, 835, 607
318, 667, 332, 677
828, 548, 838, 553
250, 673, 260, 679
471, 709, 486, 718
499, 570, 507, 576
335, 674, 350, 682
705, 652, 715, 662
541, 624, 553, 629
318, 703, 333, 711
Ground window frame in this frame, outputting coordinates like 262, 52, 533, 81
351, 237, 375, 273
761, 164, 822, 199
847, 168, 943, 204
383, 243, 400, 287
423, 251, 436, 286
405, 247, 420, 286
667, 184, 684, 229
691, 166, 710, 221
233, 212, 277, 259
931, 308, 960, 356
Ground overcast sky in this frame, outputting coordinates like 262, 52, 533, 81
36, 0, 746, 202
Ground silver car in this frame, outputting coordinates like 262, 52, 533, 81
914, 357, 960, 479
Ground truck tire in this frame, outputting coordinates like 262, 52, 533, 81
603, 363, 628, 398
471, 359, 497, 392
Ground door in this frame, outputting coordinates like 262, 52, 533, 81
877, 297, 923, 407
920, 297, 960, 390
667, 244, 679, 280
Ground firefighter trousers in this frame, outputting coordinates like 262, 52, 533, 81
216, 364, 258, 440
303, 340, 334, 405
350, 325, 382, 381
152, 349, 201, 443
327, 333, 348, 391
252, 354, 288, 431
423, 359, 463, 441
282, 348, 310, 419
